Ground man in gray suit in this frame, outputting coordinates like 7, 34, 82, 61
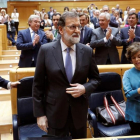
90, 12, 122, 65
45, 13, 61, 41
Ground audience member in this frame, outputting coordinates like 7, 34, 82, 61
76, 7, 82, 15
0, 76, 20, 89
33, 11, 100, 139
115, 4, 123, 19
79, 13, 93, 45
110, 7, 115, 17
45, 13, 61, 41
4, 15, 16, 46
90, 10, 100, 29
102, 5, 119, 28
11, 8, 19, 35
44, 13, 52, 27
64, 7, 69, 12
114, 10, 122, 31
87, 3, 98, 18
82, 8, 89, 15
90, 12, 121, 65
40, 8, 46, 20
85, 14, 94, 30
16, 15, 48, 67
124, 6, 130, 17
123, 42, 140, 135
48, 7, 54, 20
0, 9, 8, 24
71, 8, 76, 13
120, 12, 140, 64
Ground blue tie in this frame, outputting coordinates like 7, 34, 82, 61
80, 28, 84, 43
65, 48, 73, 83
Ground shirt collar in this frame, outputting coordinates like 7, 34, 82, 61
130, 25, 137, 29
60, 39, 75, 52
29, 27, 38, 34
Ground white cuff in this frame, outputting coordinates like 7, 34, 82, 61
7, 82, 11, 89
104, 37, 108, 42
109, 34, 113, 40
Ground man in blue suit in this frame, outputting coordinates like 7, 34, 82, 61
16, 15, 48, 67
0, 76, 20, 89
120, 13, 140, 64
79, 13, 93, 45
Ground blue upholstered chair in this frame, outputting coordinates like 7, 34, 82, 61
88, 72, 131, 137
12, 76, 46, 140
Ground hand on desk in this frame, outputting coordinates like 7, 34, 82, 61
66, 83, 86, 98
37, 116, 48, 132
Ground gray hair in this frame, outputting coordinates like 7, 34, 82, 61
129, 8, 136, 13
103, 5, 109, 10
99, 12, 110, 20
95, 10, 100, 14
58, 12, 79, 27
28, 15, 40, 23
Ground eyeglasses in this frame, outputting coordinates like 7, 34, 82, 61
66, 25, 81, 31
103, 10, 109, 12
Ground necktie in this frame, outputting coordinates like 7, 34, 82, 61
104, 29, 107, 35
65, 48, 73, 83
54, 30, 58, 38
80, 28, 84, 43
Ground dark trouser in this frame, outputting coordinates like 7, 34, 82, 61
48, 107, 87, 139
15, 22, 19, 35
128, 121, 140, 135
31, 61, 35, 67
7, 31, 16, 45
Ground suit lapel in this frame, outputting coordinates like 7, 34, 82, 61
72, 43, 84, 82
52, 40, 68, 81
26, 28, 32, 42
83, 26, 87, 43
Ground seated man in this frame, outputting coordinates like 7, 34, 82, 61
90, 12, 121, 65
4, 15, 16, 46
45, 13, 61, 41
16, 15, 48, 67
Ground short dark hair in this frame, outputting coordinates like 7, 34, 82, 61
52, 13, 61, 19
64, 7, 69, 11
128, 12, 138, 19
126, 42, 140, 62
79, 13, 88, 20
58, 12, 79, 27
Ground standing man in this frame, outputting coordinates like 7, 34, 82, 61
16, 15, 48, 67
45, 13, 61, 41
120, 12, 140, 64
115, 4, 123, 19
33, 12, 100, 139
0, 76, 20, 89
48, 7, 54, 20
79, 13, 93, 45
90, 12, 121, 65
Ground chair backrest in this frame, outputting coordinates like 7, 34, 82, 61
89, 72, 124, 114
17, 76, 36, 126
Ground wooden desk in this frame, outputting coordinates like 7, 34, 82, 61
0, 24, 7, 50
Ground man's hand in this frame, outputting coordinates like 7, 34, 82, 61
66, 83, 86, 98
45, 31, 53, 40
128, 29, 135, 41
106, 27, 112, 40
37, 116, 48, 133
10, 81, 21, 88
34, 34, 40, 44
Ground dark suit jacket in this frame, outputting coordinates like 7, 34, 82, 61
33, 39, 100, 129
90, 17, 100, 29
120, 26, 140, 64
80, 26, 93, 44
90, 27, 122, 65
16, 28, 48, 67
0, 76, 9, 89
4, 20, 16, 32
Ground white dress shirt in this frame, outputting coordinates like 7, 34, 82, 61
11, 13, 19, 22
60, 39, 76, 76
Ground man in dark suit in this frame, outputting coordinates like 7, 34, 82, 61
90, 10, 100, 29
4, 15, 16, 46
79, 13, 93, 45
120, 12, 140, 64
0, 76, 20, 89
16, 15, 48, 67
47, 7, 54, 20
33, 12, 100, 139
45, 13, 61, 41
90, 12, 122, 65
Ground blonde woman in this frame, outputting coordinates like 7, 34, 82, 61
0, 9, 8, 24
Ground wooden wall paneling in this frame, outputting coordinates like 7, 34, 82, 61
0, 24, 7, 50
0, 29, 2, 55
